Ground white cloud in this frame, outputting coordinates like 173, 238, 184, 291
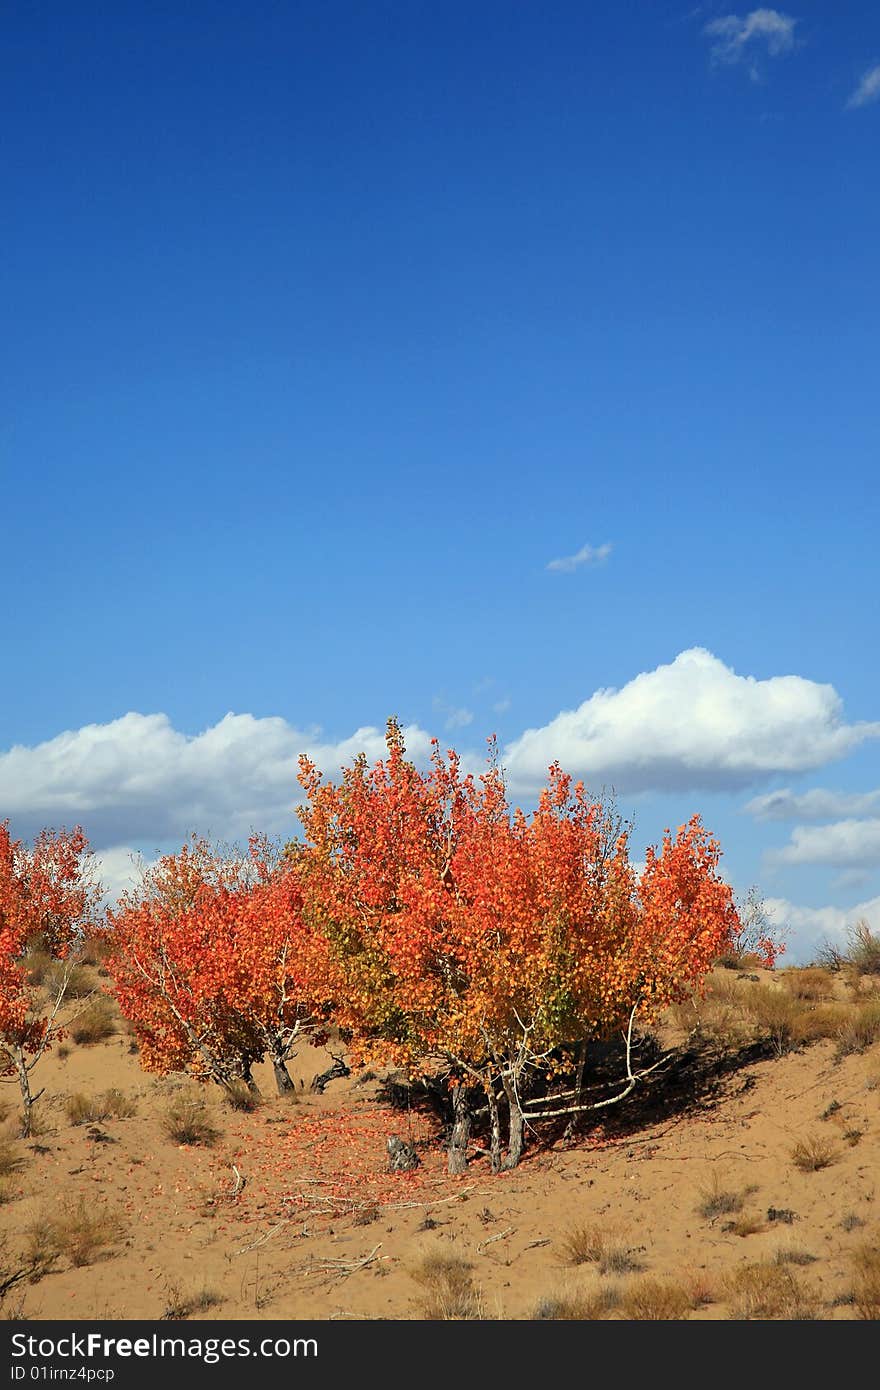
93, 845, 155, 904
745, 787, 880, 821
503, 648, 880, 795
764, 893, 880, 963
847, 64, 880, 110
770, 818, 880, 869
432, 697, 474, 732
0, 711, 434, 849
546, 542, 612, 574
704, 9, 797, 71
492, 697, 512, 716
3, 650, 878, 851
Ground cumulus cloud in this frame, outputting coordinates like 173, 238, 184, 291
503, 648, 880, 795
847, 64, 880, 110
93, 845, 156, 903
770, 818, 880, 869
546, 542, 612, 574
704, 9, 797, 72
0, 711, 434, 849
745, 787, 880, 821
3, 650, 878, 850
764, 893, 880, 963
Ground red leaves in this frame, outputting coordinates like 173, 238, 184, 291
296, 722, 742, 1076
0, 821, 101, 1070
106, 839, 334, 1087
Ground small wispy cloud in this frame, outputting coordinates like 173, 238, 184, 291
846, 64, 880, 110
546, 541, 612, 574
745, 786, 880, 822
704, 9, 797, 76
432, 696, 474, 732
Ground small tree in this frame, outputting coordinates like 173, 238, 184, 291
297, 722, 741, 1172
107, 836, 333, 1095
0, 822, 103, 1135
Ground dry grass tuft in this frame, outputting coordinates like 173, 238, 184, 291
161, 1094, 220, 1147
850, 1239, 880, 1319
25, 1198, 125, 1271
223, 1080, 262, 1112
0, 1140, 25, 1180
560, 1223, 644, 1275
726, 1212, 766, 1238
845, 921, 880, 977
70, 998, 117, 1045
533, 1286, 621, 1320
160, 1282, 224, 1320
696, 1173, 748, 1221
620, 1276, 693, 1320
724, 1262, 820, 1320
780, 967, 836, 1002
65, 1090, 137, 1126
791, 1135, 840, 1172
412, 1252, 482, 1319
835, 999, 880, 1057
773, 1246, 818, 1267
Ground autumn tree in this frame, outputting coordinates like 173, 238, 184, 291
106, 836, 333, 1096
0, 822, 103, 1134
296, 721, 741, 1172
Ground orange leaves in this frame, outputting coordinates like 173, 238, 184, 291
106, 839, 334, 1090
0, 821, 102, 1073
295, 725, 745, 1088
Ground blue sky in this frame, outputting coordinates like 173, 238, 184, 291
2, 2, 879, 960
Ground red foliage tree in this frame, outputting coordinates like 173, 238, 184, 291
297, 722, 742, 1171
0, 822, 102, 1133
106, 836, 333, 1095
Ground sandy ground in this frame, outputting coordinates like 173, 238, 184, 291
2, 971, 878, 1321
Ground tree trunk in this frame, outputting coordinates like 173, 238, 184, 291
486, 1080, 502, 1173
447, 1081, 471, 1175
238, 1061, 262, 1097
15, 1052, 34, 1139
272, 1058, 296, 1094
501, 1072, 524, 1169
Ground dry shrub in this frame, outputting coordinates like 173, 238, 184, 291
850, 1240, 880, 1319
533, 1286, 621, 1320
560, 1223, 643, 1275
727, 1212, 766, 1238
791, 1135, 839, 1172
846, 921, 880, 977
620, 1276, 693, 1320
780, 967, 835, 1002
790, 1002, 851, 1044
223, 1080, 262, 1112
725, 1262, 820, 1320
161, 1094, 220, 1147
0, 1140, 25, 1180
774, 1246, 817, 1267
739, 984, 803, 1054
65, 1090, 137, 1126
70, 998, 117, 1045
78, 936, 111, 968
23, 951, 53, 987
814, 940, 847, 972
26, 1198, 125, 1271
412, 1252, 482, 1319
840, 1212, 866, 1232
835, 999, 880, 1057
161, 1282, 224, 1320
696, 1173, 747, 1221
46, 962, 94, 999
